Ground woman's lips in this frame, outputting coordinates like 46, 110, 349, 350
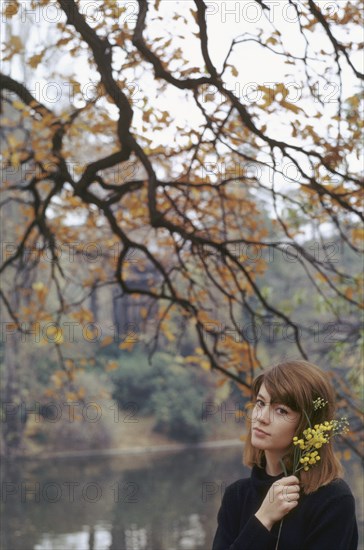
253, 428, 270, 436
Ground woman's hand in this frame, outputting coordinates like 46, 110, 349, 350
255, 475, 301, 531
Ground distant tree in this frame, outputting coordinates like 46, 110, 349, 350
111, 351, 216, 441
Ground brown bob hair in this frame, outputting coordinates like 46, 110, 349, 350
243, 360, 343, 494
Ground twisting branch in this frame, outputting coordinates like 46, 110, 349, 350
0, 0, 362, 458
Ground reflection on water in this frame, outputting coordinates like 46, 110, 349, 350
1, 447, 363, 550
35, 527, 112, 550
34, 515, 205, 550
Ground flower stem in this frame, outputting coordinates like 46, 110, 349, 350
279, 458, 288, 477
303, 409, 312, 429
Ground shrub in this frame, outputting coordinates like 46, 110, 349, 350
110, 351, 215, 442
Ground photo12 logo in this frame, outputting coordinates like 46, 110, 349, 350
1, 480, 139, 503
203, 1, 339, 24
1, 400, 139, 424
2, 1, 139, 25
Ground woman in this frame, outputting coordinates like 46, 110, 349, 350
212, 360, 358, 550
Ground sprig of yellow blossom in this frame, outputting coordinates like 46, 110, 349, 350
281, 397, 350, 476
276, 398, 350, 550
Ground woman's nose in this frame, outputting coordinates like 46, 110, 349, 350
258, 405, 271, 423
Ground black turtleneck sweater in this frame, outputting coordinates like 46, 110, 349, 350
212, 465, 358, 550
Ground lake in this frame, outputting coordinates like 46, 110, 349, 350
1, 445, 363, 549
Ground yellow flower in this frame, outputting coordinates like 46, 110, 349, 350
285, 398, 350, 476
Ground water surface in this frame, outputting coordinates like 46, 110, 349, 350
1, 446, 362, 549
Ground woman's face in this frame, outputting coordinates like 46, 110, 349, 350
251, 383, 300, 454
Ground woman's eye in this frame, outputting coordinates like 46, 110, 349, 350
277, 407, 288, 415
255, 399, 264, 407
